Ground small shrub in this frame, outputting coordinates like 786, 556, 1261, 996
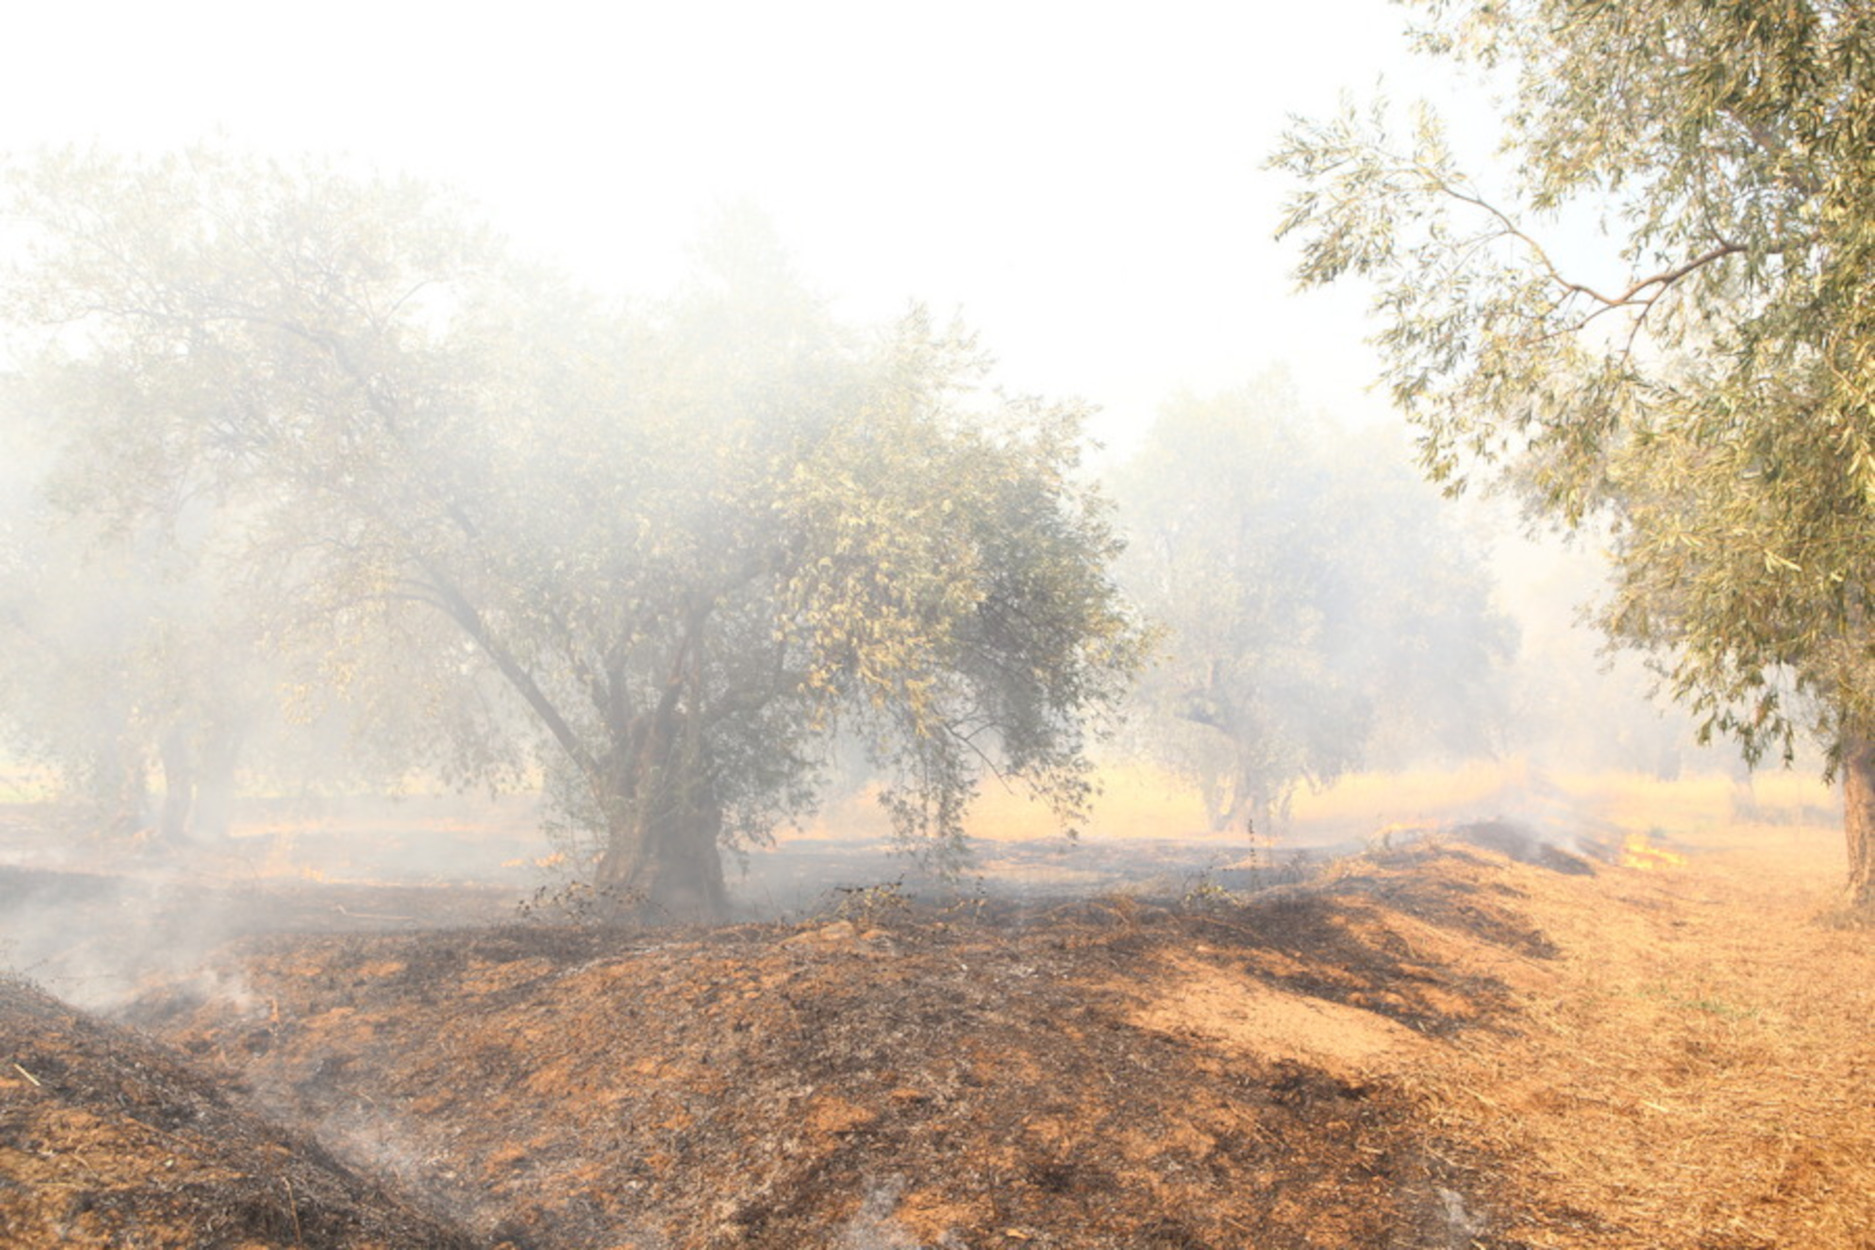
828, 878, 911, 929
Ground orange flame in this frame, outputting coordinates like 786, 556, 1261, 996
1620, 832, 1687, 871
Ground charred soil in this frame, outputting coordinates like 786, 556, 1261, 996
4, 826, 1872, 1248
0, 978, 478, 1248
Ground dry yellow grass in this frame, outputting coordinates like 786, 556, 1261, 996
1389, 822, 1873, 1248
794, 758, 1843, 856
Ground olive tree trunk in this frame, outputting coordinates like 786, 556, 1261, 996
158, 726, 195, 845
156, 719, 242, 845
1841, 728, 1875, 910
594, 800, 728, 921
589, 709, 728, 922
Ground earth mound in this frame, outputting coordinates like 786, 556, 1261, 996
119, 848, 1561, 1249
0, 975, 478, 1248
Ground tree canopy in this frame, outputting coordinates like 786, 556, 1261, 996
1109, 375, 1513, 832
1270, 0, 1875, 903
0, 147, 1146, 916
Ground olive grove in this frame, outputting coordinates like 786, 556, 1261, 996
0, 149, 1146, 916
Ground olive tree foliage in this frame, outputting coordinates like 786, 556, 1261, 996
1110, 376, 1513, 833
1, 148, 1146, 916
1270, 0, 1875, 902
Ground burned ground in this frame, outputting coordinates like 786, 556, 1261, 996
2, 824, 1871, 1248
123, 887, 1512, 1249
0, 977, 479, 1248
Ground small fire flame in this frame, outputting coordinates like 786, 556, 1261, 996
1620, 832, 1687, 871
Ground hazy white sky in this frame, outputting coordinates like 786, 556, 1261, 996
1, 0, 1472, 453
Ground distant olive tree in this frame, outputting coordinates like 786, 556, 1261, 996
0, 385, 491, 844
1110, 375, 1514, 832
1, 148, 1146, 916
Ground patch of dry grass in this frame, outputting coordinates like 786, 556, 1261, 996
796, 760, 1842, 853
1405, 826, 1874, 1249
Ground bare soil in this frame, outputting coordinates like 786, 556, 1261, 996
2, 817, 1871, 1248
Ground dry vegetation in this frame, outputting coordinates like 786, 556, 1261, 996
0, 772, 1870, 1248
1406, 827, 1875, 1248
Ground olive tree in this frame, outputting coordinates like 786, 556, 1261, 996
1271, 0, 1875, 904
2, 148, 1145, 916
1110, 375, 1513, 832
0, 467, 416, 845
0, 503, 257, 842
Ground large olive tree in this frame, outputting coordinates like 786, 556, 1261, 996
2, 148, 1145, 916
1271, 0, 1875, 904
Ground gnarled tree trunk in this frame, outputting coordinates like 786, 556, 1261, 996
589, 706, 728, 922
156, 717, 242, 845
158, 726, 195, 845
594, 800, 728, 922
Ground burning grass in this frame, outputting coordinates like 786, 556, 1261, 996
120, 904, 1491, 1247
